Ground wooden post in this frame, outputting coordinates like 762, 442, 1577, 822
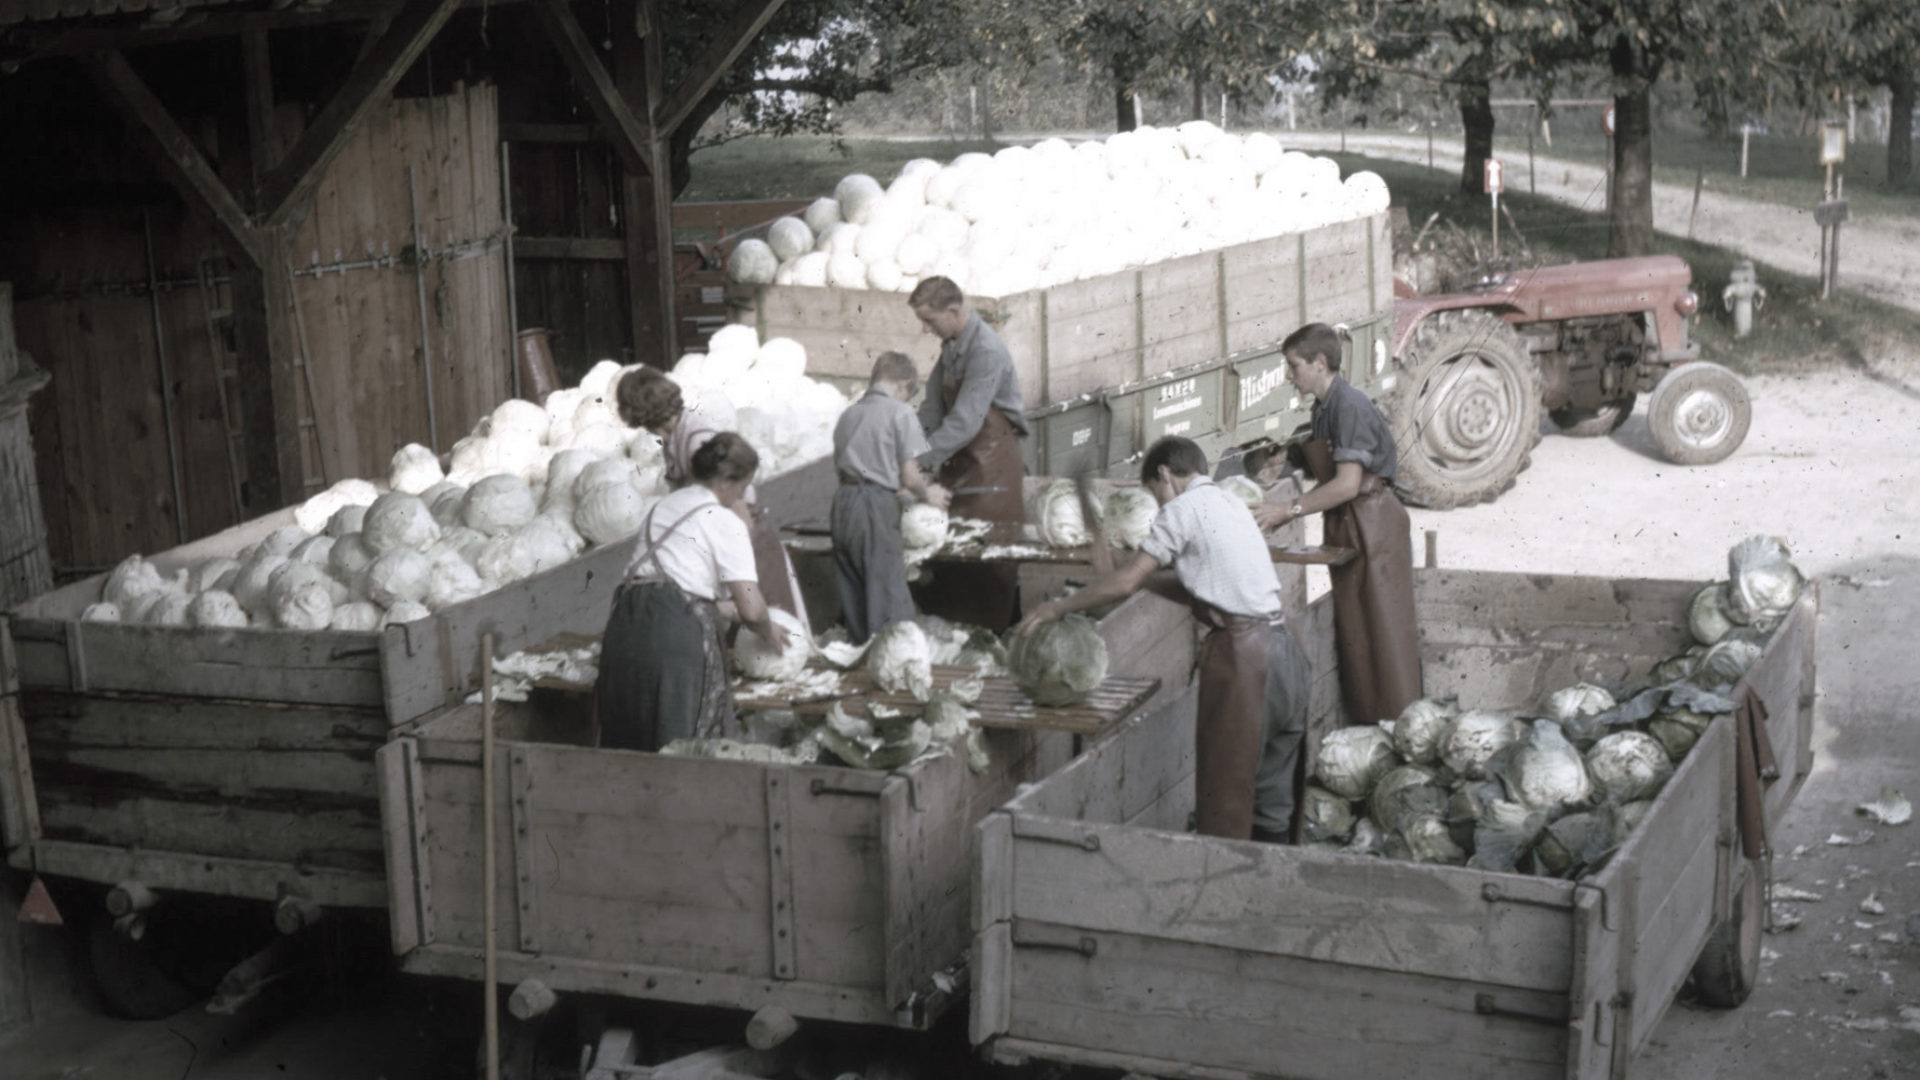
617, 5, 679, 369
482, 631, 499, 1080
1688, 167, 1705, 239
1740, 128, 1751, 179
0, 284, 54, 609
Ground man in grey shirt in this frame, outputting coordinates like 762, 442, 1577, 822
907, 276, 1030, 630
831, 352, 950, 643
1018, 435, 1309, 842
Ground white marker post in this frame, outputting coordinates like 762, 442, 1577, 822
1601, 103, 1617, 215
1485, 158, 1505, 259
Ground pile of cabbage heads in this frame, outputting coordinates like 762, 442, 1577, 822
1302, 537, 1802, 880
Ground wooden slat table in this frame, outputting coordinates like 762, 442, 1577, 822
733, 663, 1160, 739
784, 528, 1355, 568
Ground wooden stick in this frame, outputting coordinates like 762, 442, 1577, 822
481, 631, 499, 1080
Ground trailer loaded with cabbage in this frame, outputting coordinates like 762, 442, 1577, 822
972, 544, 1815, 1080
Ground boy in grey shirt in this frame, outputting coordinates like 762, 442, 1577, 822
831, 352, 950, 643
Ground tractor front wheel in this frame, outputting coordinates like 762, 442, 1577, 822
1648, 362, 1751, 465
1384, 310, 1543, 510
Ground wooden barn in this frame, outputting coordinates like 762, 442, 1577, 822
0, 0, 787, 587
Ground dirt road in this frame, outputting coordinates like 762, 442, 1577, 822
1285, 131, 1920, 315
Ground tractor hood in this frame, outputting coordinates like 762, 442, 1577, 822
1393, 255, 1698, 358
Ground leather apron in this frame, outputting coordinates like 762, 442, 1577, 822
916, 391, 1026, 631
1191, 604, 1271, 840
1303, 437, 1423, 725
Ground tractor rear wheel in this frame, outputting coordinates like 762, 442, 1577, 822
1648, 362, 1751, 465
1550, 394, 1636, 437
1384, 310, 1543, 509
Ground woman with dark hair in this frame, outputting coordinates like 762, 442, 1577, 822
592, 432, 791, 751
616, 368, 808, 631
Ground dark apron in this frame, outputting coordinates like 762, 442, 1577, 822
1191, 604, 1271, 840
1303, 437, 1423, 725
914, 394, 1026, 631
592, 504, 738, 751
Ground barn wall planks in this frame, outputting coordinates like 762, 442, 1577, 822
12, 85, 509, 574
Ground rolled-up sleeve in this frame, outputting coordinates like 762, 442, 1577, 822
1136, 506, 1183, 569
1328, 391, 1387, 467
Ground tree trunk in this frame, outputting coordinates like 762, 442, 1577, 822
1191, 69, 1204, 121
1889, 64, 1914, 189
1457, 75, 1494, 195
1608, 38, 1659, 257
978, 72, 994, 140
1113, 61, 1135, 132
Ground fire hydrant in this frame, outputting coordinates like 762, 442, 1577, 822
1722, 259, 1766, 338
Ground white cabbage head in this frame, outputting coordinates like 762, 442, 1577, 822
1217, 474, 1265, 510
425, 547, 488, 610
461, 474, 538, 537
1586, 731, 1674, 802
1100, 486, 1159, 549
1314, 725, 1398, 799
1546, 683, 1616, 724
1009, 615, 1109, 706
187, 590, 249, 628
1725, 535, 1802, 630
290, 535, 334, 566
103, 554, 167, 609
1029, 480, 1091, 547
574, 483, 652, 546
186, 556, 241, 595
328, 533, 375, 581
901, 502, 949, 551
1506, 720, 1595, 811
362, 493, 440, 553
326, 504, 368, 539
1442, 710, 1523, 780
359, 548, 432, 607
1391, 697, 1459, 766
728, 239, 778, 284
274, 580, 335, 631
868, 620, 934, 701
329, 601, 384, 632
81, 603, 121, 623
388, 443, 445, 494
1688, 582, 1735, 646
259, 525, 310, 559
735, 608, 812, 681
383, 600, 432, 627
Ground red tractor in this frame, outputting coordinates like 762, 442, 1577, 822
1381, 255, 1748, 509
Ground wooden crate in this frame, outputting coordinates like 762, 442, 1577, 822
0, 458, 836, 908
972, 569, 1818, 1080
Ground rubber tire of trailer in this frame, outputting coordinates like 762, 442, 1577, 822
1689, 857, 1763, 1007
1384, 309, 1543, 510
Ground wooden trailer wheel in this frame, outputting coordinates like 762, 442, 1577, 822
1690, 858, 1764, 1007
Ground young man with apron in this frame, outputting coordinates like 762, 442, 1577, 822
831, 351, 951, 643
592, 433, 789, 752
907, 276, 1029, 631
617, 368, 809, 632
1018, 436, 1310, 842
1255, 322, 1422, 726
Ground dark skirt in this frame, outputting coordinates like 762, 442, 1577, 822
593, 581, 736, 752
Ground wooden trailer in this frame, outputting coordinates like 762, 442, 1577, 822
972, 568, 1817, 1080
0, 459, 837, 913
376, 576, 1190, 1033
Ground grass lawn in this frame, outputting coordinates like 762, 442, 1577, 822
681, 134, 1920, 379
1490, 129, 1920, 223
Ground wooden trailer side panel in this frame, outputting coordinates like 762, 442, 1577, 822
8, 617, 385, 705
1006, 683, 1197, 831
1041, 274, 1142, 402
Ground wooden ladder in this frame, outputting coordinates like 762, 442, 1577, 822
195, 257, 331, 506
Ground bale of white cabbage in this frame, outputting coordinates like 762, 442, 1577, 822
186, 556, 241, 594
1586, 731, 1674, 802
1314, 725, 1397, 799
188, 590, 248, 628
359, 548, 432, 607
329, 601, 384, 632
389, 443, 445, 494
462, 474, 538, 537
1008, 615, 1108, 707
868, 620, 934, 700
326, 503, 368, 539
362, 493, 439, 553
1390, 696, 1458, 765
1028, 480, 1091, 547
1442, 709, 1523, 780
274, 580, 335, 630
728, 239, 778, 284
80, 602, 121, 622
734, 608, 812, 680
